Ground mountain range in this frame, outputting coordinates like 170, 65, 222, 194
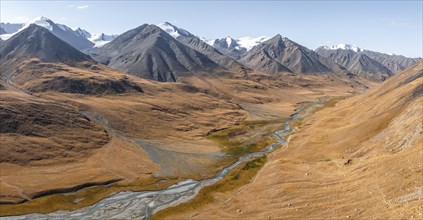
157, 22, 248, 74
0, 17, 117, 50
1, 16, 420, 82
315, 45, 420, 81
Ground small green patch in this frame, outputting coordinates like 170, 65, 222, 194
208, 120, 284, 157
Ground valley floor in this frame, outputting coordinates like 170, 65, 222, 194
0, 65, 361, 216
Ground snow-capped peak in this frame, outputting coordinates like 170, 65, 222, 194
205, 36, 271, 51
24, 16, 54, 31
88, 33, 117, 47
237, 36, 271, 51
324, 44, 363, 52
157, 22, 192, 39
0, 16, 56, 40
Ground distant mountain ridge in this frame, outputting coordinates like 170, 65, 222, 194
206, 36, 271, 59
208, 36, 246, 59
240, 35, 342, 75
0, 22, 24, 34
0, 24, 93, 65
0, 17, 116, 50
1, 16, 419, 83
157, 22, 248, 74
0, 17, 94, 50
316, 44, 420, 81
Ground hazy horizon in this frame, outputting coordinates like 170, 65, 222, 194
1, 0, 422, 57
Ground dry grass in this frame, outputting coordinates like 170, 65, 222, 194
0, 58, 366, 215
161, 61, 423, 219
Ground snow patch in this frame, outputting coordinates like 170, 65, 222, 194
237, 36, 271, 50
0, 16, 54, 40
157, 22, 191, 39
89, 33, 117, 47
324, 44, 363, 52
21, 16, 54, 32
205, 39, 216, 46
226, 36, 232, 47
57, 24, 68, 32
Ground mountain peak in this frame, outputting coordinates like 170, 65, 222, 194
265, 34, 285, 45
25, 16, 54, 31
0, 23, 93, 64
156, 22, 192, 39
324, 44, 363, 52
74, 27, 92, 38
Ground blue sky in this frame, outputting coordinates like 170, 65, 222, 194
1, 1, 422, 57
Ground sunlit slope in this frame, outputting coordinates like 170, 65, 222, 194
165, 60, 422, 219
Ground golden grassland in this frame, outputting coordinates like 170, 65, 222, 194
160, 61, 423, 219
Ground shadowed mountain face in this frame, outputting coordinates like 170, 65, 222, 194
240, 35, 335, 74
361, 50, 420, 73
315, 47, 419, 81
0, 24, 94, 67
89, 24, 221, 82
38, 18, 94, 51
158, 22, 248, 74
2, 17, 95, 51
315, 48, 393, 81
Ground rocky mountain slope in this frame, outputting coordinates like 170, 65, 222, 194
89, 24, 222, 82
0, 24, 143, 95
362, 50, 420, 73
208, 36, 247, 59
315, 47, 393, 81
28, 17, 93, 50
240, 35, 337, 74
316, 44, 419, 81
157, 22, 248, 74
0, 17, 118, 50
0, 24, 93, 66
